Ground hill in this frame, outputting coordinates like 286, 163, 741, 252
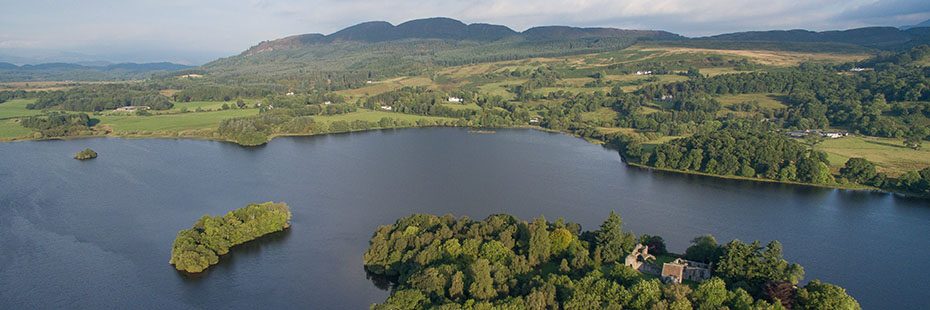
901, 19, 930, 30
700, 26, 930, 49
205, 17, 682, 86
0, 62, 192, 82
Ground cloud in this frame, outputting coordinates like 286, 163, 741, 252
0, 0, 928, 63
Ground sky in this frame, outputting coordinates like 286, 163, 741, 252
1, 0, 929, 65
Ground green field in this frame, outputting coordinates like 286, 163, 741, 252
0, 119, 33, 139
313, 109, 456, 125
99, 108, 258, 132
581, 107, 618, 123
716, 93, 787, 109
440, 103, 481, 110
815, 136, 930, 176
0, 99, 43, 119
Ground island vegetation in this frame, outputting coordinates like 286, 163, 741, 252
364, 212, 859, 309
0, 18, 928, 197
169, 202, 291, 273
73, 148, 97, 160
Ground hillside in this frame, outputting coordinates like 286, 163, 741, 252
203, 18, 682, 85
701, 27, 930, 49
0, 62, 192, 82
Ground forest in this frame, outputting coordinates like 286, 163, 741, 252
169, 202, 291, 273
364, 213, 859, 309
28, 84, 173, 111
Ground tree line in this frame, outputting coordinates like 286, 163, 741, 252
28, 84, 173, 111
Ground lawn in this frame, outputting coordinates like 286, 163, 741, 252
477, 79, 523, 100
716, 93, 787, 109
814, 136, 930, 176
99, 109, 258, 132
312, 109, 456, 125
335, 76, 435, 98
167, 101, 254, 112
581, 107, 618, 123
440, 103, 481, 110
0, 99, 43, 119
0, 119, 33, 140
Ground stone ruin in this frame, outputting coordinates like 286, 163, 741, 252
623, 244, 713, 284
660, 258, 712, 284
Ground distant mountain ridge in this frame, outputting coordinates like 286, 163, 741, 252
901, 19, 930, 30
243, 17, 681, 56
0, 62, 190, 71
699, 26, 929, 48
0, 61, 192, 82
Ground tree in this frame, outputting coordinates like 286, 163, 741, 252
795, 280, 860, 310
550, 228, 574, 255
596, 211, 634, 263
904, 127, 927, 150
449, 271, 465, 300
684, 235, 722, 264
638, 234, 667, 255
528, 216, 551, 266
692, 278, 729, 309
839, 158, 878, 185
468, 259, 497, 300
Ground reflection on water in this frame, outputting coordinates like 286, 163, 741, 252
178, 229, 292, 281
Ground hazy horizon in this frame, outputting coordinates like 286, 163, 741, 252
1, 0, 929, 65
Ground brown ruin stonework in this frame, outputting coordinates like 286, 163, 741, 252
660, 258, 712, 284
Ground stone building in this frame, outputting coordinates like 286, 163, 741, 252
661, 258, 712, 284
624, 244, 660, 274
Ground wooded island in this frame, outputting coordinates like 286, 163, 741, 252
364, 213, 859, 309
169, 202, 291, 273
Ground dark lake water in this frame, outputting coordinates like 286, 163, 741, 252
0, 128, 928, 309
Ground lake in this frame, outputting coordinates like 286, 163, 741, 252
0, 128, 927, 309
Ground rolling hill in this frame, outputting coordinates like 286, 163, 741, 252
0, 62, 192, 82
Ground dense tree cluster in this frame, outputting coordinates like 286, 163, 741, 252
169, 202, 291, 273
19, 112, 93, 138
171, 84, 277, 102
29, 84, 172, 111
0, 90, 32, 103
73, 148, 97, 160
364, 212, 858, 309
647, 125, 834, 184
217, 108, 466, 145
891, 167, 930, 196
637, 46, 930, 140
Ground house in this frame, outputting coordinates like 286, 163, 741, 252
636, 70, 653, 75
179, 74, 203, 78
380, 105, 393, 111
448, 97, 464, 103
661, 258, 712, 284
850, 67, 868, 72
323, 101, 332, 105
285, 92, 295, 96
660, 94, 674, 101
786, 129, 848, 139
823, 131, 848, 138
366, 80, 373, 84
115, 106, 150, 112
529, 117, 541, 124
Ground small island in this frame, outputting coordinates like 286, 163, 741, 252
169, 202, 291, 273
364, 212, 859, 309
73, 148, 97, 160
